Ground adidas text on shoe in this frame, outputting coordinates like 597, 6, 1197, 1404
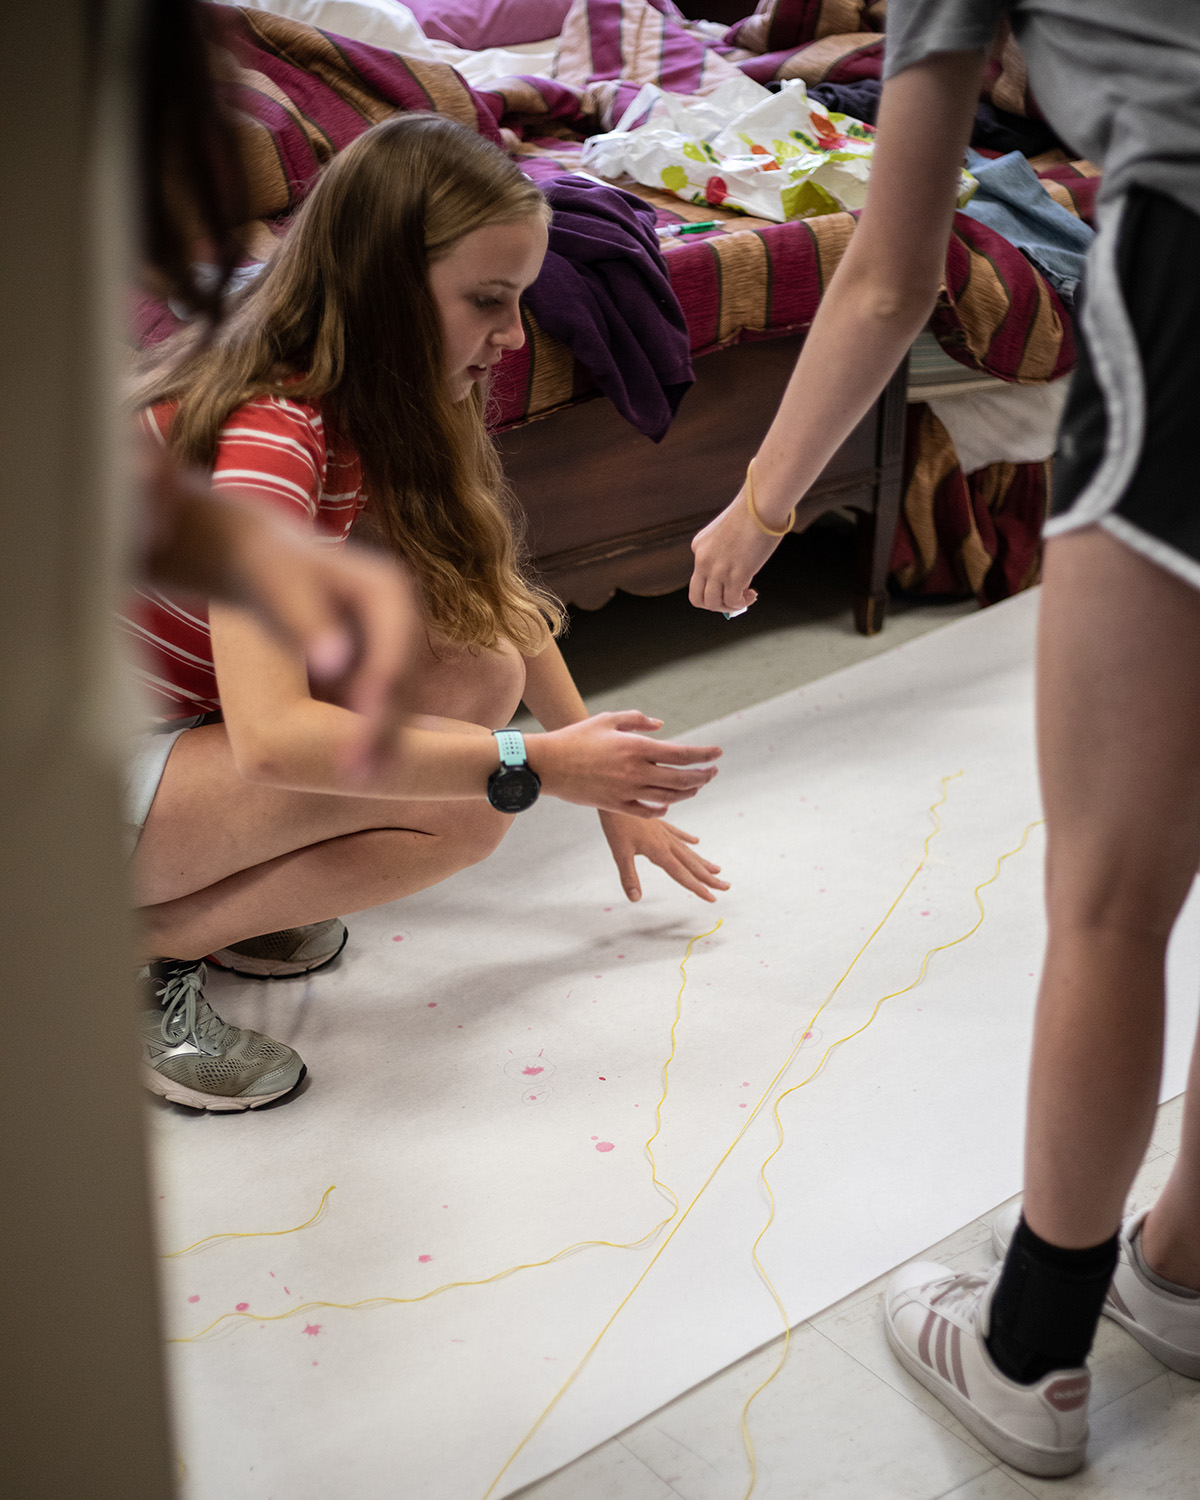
885, 1261, 1089, 1478
139, 960, 305, 1111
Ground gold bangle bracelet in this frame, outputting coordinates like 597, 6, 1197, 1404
745, 459, 795, 539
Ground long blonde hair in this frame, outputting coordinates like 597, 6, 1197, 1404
136, 114, 561, 653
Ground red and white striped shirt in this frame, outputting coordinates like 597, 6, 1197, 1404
124, 394, 366, 720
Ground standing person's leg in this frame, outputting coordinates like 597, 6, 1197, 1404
1023, 529, 1200, 1248
884, 532, 1200, 1476
1141, 1031, 1200, 1291
885, 185, 1200, 1475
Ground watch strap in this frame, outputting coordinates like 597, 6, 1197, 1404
493, 729, 527, 768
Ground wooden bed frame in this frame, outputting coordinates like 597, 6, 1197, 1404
497, 336, 909, 635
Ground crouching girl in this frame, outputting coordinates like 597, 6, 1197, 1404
127, 115, 725, 1111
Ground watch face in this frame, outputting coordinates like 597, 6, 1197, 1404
487, 764, 541, 814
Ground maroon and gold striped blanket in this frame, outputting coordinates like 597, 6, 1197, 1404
196, 7, 1078, 427
150, 4, 1088, 606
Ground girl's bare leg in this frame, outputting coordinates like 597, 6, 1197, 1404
136, 638, 526, 956
1024, 528, 1200, 1268
1141, 1025, 1200, 1289
139, 812, 508, 959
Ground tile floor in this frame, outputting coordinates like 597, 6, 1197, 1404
508, 535, 1197, 1498
515, 1098, 1192, 1500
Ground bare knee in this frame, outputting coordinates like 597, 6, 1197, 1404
1045, 840, 1195, 942
405, 638, 527, 730
450, 802, 512, 867
366, 803, 510, 886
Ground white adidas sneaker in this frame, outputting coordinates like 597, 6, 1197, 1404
991, 1202, 1200, 1380
885, 1261, 1090, 1477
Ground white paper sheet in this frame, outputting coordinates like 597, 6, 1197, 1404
153, 589, 1199, 1499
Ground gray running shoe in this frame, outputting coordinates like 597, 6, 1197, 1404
139, 960, 305, 1111
207, 918, 348, 978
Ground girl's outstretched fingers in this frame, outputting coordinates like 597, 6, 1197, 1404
599, 813, 730, 902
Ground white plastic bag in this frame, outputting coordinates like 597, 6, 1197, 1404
581, 79, 976, 223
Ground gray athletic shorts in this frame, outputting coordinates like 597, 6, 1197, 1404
124, 715, 203, 852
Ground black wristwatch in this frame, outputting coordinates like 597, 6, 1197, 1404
486, 730, 541, 813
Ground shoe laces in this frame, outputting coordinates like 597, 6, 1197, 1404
929, 1270, 991, 1316
155, 962, 236, 1056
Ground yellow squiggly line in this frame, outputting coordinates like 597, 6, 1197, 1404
168, 920, 721, 1344
478, 775, 962, 1500
162, 1184, 337, 1258
734, 817, 1043, 1499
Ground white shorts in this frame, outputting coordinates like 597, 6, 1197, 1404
123, 716, 202, 852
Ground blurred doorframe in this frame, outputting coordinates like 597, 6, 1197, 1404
0, 3, 174, 1496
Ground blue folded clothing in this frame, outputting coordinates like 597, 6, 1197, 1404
962, 148, 1094, 301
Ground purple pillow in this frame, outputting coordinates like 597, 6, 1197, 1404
407, 0, 574, 49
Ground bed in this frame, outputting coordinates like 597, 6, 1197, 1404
139, 1, 1095, 629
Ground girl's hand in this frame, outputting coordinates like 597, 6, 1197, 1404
599, 811, 729, 903
688, 490, 780, 613
527, 712, 720, 818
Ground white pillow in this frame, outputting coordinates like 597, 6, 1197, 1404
237, 0, 440, 59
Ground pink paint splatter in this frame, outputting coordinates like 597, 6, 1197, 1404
187, 1295, 199, 1304
283, 1287, 291, 1296
302, 1323, 321, 1338
427, 1002, 437, 1008
590, 1135, 598, 1140
739, 1103, 747, 1109
312, 1361, 319, 1366
617, 954, 625, 960
595, 1141, 615, 1153
522, 1065, 544, 1076
598, 1076, 606, 1082
236, 1302, 249, 1312
603, 907, 612, 912
269, 1271, 276, 1278
391, 935, 404, 943
418, 1254, 432, 1264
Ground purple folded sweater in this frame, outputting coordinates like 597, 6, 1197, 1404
521, 169, 694, 442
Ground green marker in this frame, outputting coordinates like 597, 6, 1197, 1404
656, 219, 722, 238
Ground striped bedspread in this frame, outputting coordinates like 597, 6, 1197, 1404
169, 4, 1096, 606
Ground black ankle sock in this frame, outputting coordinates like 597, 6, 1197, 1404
985, 1216, 1118, 1384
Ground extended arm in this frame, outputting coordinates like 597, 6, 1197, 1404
209, 608, 721, 818
689, 51, 987, 613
